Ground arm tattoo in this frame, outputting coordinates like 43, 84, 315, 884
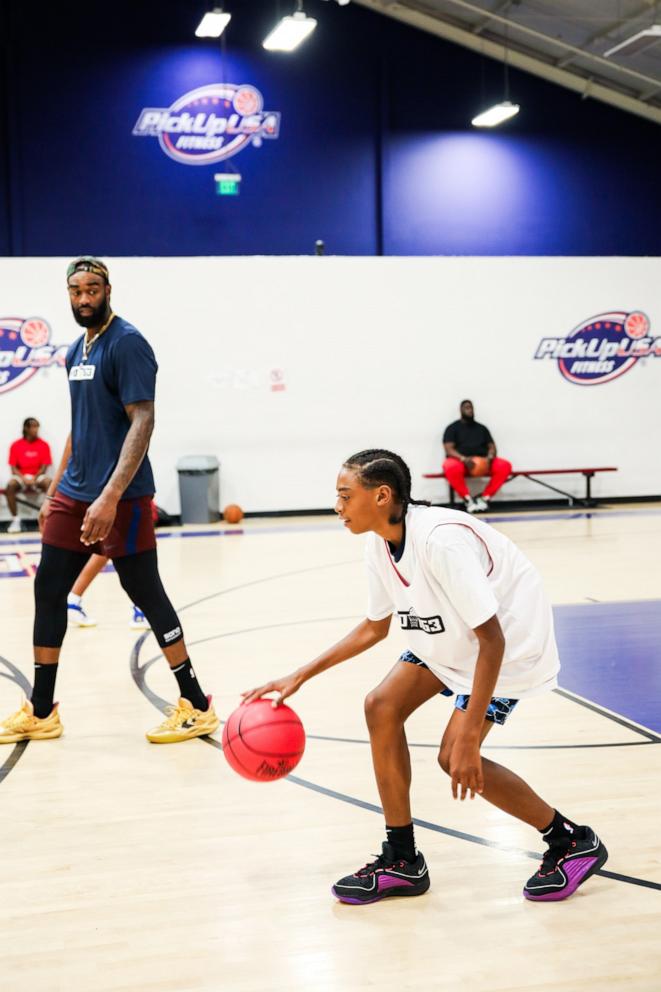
104, 401, 155, 499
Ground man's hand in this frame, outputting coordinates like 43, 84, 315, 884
80, 492, 119, 546
241, 672, 304, 708
464, 457, 475, 473
449, 733, 484, 800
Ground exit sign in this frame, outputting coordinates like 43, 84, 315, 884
214, 172, 241, 196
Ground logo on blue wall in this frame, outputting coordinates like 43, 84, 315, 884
0, 317, 67, 394
534, 311, 659, 385
132, 83, 281, 166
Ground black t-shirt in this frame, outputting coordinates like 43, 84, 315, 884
443, 419, 494, 457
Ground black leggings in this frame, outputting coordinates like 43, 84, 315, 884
34, 545, 183, 650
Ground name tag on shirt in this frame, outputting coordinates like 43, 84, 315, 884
69, 364, 96, 381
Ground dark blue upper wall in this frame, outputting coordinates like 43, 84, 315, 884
2, 0, 382, 256
381, 28, 661, 255
1, 0, 660, 257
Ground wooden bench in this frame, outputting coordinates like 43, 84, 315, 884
422, 467, 618, 508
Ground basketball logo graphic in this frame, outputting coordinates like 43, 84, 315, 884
234, 86, 262, 116
0, 317, 67, 394
624, 311, 650, 340
132, 83, 281, 166
20, 317, 51, 348
534, 310, 659, 385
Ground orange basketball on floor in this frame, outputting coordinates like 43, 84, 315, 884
223, 503, 244, 523
222, 700, 306, 782
467, 457, 490, 477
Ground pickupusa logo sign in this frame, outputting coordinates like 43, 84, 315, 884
0, 318, 67, 394
534, 311, 659, 385
132, 83, 281, 165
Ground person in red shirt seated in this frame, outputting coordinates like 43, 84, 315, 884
5, 418, 53, 533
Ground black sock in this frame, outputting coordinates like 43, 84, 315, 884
171, 659, 208, 711
540, 809, 580, 842
386, 823, 416, 862
31, 663, 59, 718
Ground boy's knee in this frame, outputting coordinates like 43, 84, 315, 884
364, 689, 403, 728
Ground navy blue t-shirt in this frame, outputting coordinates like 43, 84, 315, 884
60, 316, 157, 502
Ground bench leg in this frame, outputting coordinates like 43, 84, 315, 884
521, 475, 575, 507
584, 472, 596, 508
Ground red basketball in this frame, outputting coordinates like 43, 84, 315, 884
222, 700, 306, 782
467, 456, 490, 477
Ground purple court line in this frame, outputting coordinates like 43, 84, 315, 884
1, 504, 660, 554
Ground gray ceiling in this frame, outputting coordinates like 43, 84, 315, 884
354, 0, 661, 123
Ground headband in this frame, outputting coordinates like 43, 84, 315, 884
66, 256, 110, 283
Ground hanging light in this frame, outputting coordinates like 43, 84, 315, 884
263, 2, 317, 52
195, 7, 231, 38
472, 20, 519, 127
471, 101, 520, 127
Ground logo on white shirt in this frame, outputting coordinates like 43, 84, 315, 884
398, 609, 445, 634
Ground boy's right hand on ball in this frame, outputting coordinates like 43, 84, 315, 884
241, 673, 303, 708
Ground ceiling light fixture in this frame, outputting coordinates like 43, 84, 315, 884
472, 21, 520, 128
263, 2, 317, 52
471, 100, 520, 127
195, 7, 231, 38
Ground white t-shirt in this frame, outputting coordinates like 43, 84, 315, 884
365, 505, 560, 699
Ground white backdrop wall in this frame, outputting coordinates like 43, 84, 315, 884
1, 257, 659, 516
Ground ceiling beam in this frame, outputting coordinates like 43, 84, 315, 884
428, 0, 660, 92
556, 0, 657, 69
354, 0, 661, 124
471, 0, 511, 37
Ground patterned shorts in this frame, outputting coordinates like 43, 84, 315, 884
399, 650, 519, 726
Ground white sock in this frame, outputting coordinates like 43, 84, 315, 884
68, 593, 82, 607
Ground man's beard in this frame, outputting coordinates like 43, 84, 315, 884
72, 300, 108, 328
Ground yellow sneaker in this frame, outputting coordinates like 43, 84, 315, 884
0, 699, 63, 744
146, 696, 220, 744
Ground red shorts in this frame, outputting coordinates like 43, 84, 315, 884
42, 492, 156, 559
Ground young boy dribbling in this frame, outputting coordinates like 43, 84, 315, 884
243, 449, 608, 904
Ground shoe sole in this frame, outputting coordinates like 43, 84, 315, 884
0, 727, 63, 743
523, 842, 608, 902
332, 876, 430, 905
146, 718, 220, 744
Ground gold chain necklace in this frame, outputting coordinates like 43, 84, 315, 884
82, 311, 114, 363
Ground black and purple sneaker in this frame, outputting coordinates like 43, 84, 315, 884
524, 826, 608, 902
332, 842, 430, 905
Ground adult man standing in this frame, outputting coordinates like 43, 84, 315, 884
5, 418, 53, 533
0, 257, 219, 745
443, 400, 512, 513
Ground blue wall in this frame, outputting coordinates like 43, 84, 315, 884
1, 0, 660, 256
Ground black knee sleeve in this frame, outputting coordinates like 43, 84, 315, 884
112, 549, 183, 649
34, 545, 91, 648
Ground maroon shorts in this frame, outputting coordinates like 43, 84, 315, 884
42, 492, 156, 559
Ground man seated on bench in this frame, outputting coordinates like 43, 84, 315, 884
442, 400, 512, 513
5, 417, 53, 534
